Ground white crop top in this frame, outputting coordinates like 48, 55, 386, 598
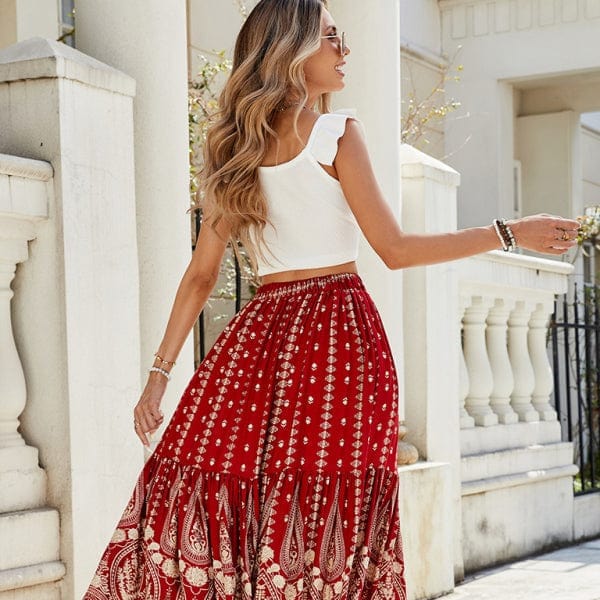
255, 111, 360, 276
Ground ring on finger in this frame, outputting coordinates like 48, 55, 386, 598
561, 232, 570, 241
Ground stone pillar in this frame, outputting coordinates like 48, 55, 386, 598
400, 144, 463, 588
74, 0, 194, 426
327, 0, 405, 410
0, 38, 142, 599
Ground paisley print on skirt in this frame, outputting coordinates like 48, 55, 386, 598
84, 273, 406, 600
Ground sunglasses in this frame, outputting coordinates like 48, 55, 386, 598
321, 32, 348, 57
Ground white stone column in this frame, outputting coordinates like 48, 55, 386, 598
400, 144, 463, 590
329, 2, 460, 593
529, 301, 558, 421
508, 300, 539, 422
327, 0, 405, 411
0, 39, 142, 600
74, 0, 194, 427
486, 297, 518, 424
463, 296, 498, 426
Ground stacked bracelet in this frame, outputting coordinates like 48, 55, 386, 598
149, 366, 171, 381
154, 352, 176, 367
493, 218, 517, 252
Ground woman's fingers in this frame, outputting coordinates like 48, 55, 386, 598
511, 214, 581, 255
552, 216, 580, 228
133, 393, 165, 446
134, 414, 164, 447
134, 420, 150, 447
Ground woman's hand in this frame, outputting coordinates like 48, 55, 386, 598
133, 374, 167, 447
509, 214, 581, 255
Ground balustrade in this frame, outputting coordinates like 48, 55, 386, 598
457, 252, 571, 433
0, 154, 51, 452
0, 152, 64, 593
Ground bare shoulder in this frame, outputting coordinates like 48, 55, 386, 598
338, 117, 365, 146
263, 109, 320, 165
272, 108, 320, 138
335, 117, 374, 176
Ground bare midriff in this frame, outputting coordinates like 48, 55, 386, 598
260, 260, 358, 285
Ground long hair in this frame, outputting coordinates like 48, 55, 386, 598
199, 0, 330, 267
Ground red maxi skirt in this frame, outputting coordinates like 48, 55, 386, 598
84, 273, 406, 600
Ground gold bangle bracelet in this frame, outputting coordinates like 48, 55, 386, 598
154, 352, 176, 366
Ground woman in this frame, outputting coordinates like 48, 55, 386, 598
84, 1, 579, 598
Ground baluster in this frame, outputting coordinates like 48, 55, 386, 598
459, 296, 475, 428
508, 300, 538, 421
529, 301, 558, 421
0, 257, 27, 448
486, 298, 518, 424
463, 296, 498, 426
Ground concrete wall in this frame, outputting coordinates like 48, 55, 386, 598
516, 110, 583, 220
440, 0, 600, 227
187, 0, 253, 77
400, 0, 442, 54
582, 123, 600, 209
400, 0, 447, 159
74, 0, 194, 436
0, 0, 59, 48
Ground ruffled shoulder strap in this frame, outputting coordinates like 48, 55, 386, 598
306, 109, 358, 166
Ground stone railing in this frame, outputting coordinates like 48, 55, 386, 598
456, 251, 578, 571
400, 143, 579, 581
457, 251, 573, 454
0, 153, 65, 595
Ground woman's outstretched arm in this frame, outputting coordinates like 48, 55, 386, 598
336, 120, 580, 267
133, 214, 231, 446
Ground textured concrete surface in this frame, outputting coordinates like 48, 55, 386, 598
445, 539, 600, 600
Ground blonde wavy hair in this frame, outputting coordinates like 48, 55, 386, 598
199, 0, 331, 267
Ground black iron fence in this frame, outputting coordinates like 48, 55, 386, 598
192, 210, 244, 366
551, 283, 600, 495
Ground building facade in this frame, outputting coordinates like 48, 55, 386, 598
0, 1, 598, 599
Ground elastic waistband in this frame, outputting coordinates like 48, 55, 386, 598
255, 272, 364, 299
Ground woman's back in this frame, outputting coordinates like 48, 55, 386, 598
255, 109, 360, 276
262, 108, 336, 178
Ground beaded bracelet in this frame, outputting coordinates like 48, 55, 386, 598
492, 218, 517, 252
149, 366, 171, 381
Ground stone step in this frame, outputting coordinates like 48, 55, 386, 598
0, 509, 60, 572
461, 420, 563, 456
461, 442, 578, 496
0, 561, 65, 597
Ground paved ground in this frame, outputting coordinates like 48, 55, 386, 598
444, 539, 600, 600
